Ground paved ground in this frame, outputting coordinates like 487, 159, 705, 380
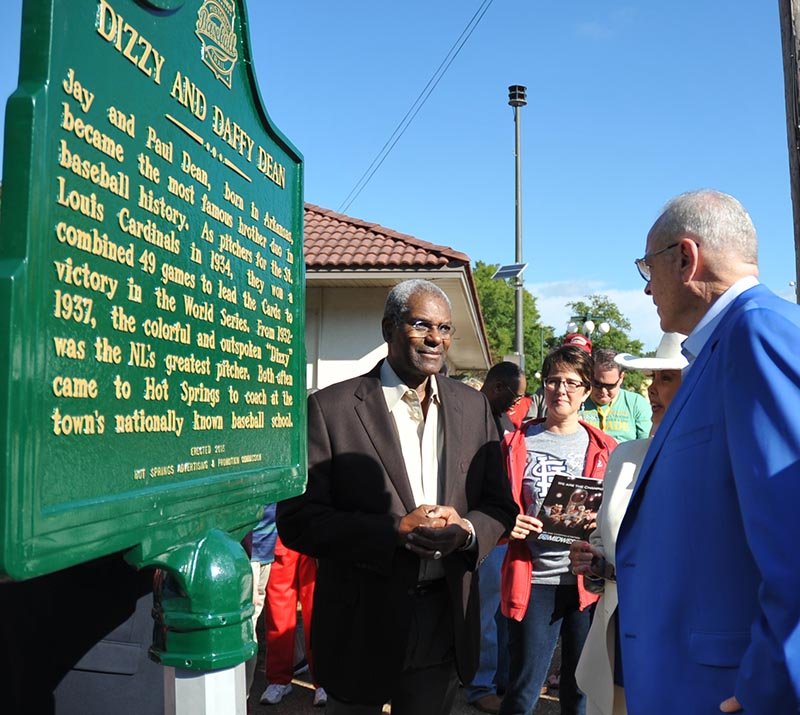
248, 674, 560, 715
246, 622, 560, 715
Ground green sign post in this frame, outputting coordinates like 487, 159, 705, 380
0, 0, 305, 675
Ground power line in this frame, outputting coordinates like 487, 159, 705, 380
337, 0, 496, 214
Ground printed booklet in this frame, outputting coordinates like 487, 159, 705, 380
536, 474, 603, 544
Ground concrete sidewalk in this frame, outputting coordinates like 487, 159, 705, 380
247, 645, 560, 715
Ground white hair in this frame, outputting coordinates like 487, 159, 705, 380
650, 189, 758, 264
383, 279, 451, 323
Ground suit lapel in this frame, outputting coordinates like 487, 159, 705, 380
353, 368, 418, 513
626, 342, 712, 505
627, 286, 764, 509
437, 377, 464, 507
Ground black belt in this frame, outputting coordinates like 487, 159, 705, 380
410, 579, 447, 597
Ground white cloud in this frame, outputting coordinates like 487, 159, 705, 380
528, 280, 662, 351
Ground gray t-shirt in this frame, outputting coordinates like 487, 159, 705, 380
522, 423, 589, 584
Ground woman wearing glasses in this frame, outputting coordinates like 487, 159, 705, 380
499, 345, 617, 715
569, 333, 687, 715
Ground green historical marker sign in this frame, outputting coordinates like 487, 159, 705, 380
0, 0, 305, 582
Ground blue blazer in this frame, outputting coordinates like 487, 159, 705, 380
616, 284, 800, 713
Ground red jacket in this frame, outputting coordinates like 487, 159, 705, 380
500, 418, 617, 621
506, 395, 533, 428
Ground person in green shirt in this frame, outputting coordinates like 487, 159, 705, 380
581, 348, 652, 442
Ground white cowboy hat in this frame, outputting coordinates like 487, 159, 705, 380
614, 332, 688, 371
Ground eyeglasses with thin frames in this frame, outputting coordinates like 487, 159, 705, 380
501, 383, 525, 405
634, 242, 681, 282
543, 378, 587, 394
404, 319, 455, 338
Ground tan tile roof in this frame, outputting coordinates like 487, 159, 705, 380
304, 203, 471, 269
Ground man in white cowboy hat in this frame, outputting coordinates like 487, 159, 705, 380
613, 333, 687, 431
614, 332, 686, 373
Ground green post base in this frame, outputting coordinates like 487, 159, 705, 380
128, 528, 256, 671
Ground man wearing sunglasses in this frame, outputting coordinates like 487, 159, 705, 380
616, 190, 800, 714
580, 348, 651, 443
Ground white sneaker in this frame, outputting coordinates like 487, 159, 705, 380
313, 687, 328, 707
260, 683, 292, 705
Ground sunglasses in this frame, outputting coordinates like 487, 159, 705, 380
591, 378, 621, 392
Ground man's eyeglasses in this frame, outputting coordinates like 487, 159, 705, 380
634, 242, 681, 281
502, 383, 525, 405
543, 378, 587, 394
591, 378, 622, 392
404, 319, 455, 338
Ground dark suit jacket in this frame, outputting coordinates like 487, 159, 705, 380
277, 361, 516, 704
617, 285, 800, 713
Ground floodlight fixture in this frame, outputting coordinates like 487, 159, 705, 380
508, 85, 527, 107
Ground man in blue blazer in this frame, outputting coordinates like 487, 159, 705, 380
616, 190, 800, 713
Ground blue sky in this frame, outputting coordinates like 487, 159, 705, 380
1, 1, 796, 349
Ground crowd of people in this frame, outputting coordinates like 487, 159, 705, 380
253, 190, 799, 715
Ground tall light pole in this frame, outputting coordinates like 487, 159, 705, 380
509, 85, 527, 370
533, 325, 545, 384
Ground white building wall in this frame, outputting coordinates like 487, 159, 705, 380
305, 286, 388, 390
305, 287, 320, 390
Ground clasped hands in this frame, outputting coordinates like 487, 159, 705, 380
399, 505, 470, 560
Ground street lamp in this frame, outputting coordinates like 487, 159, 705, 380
508, 84, 527, 370
567, 316, 610, 339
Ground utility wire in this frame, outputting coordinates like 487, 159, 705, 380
337, 0, 496, 214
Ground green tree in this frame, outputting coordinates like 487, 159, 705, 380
473, 261, 555, 386
566, 294, 647, 393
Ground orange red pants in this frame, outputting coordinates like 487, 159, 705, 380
264, 536, 318, 685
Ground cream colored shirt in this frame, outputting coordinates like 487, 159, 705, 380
380, 360, 444, 580
380, 360, 443, 507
